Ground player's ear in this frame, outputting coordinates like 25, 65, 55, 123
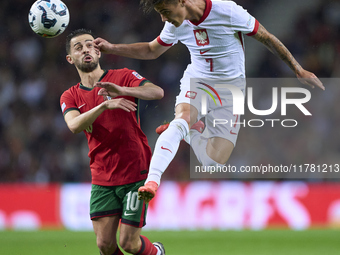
66, 54, 74, 64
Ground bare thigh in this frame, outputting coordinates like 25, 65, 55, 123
92, 215, 120, 253
176, 103, 234, 164
207, 137, 234, 164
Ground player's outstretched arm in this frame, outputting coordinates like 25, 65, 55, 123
251, 23, 325, 90
95, 81, 164, 100
93, 37, 169, 60
64, 99, 137, 134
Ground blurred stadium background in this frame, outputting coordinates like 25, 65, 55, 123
1, 0, 340, 254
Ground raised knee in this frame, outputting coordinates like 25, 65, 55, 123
175, 103, 198, 127
174, 110, 191, 126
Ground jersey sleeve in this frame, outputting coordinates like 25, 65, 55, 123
229, 2, 259, 36
157, 21, 178, 47
120, 68, 149, 88
60, 89, 79, 116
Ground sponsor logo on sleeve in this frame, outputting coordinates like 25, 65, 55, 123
61, 102, 66, 112
247, 15, 252, 27
132, 71, 143, 79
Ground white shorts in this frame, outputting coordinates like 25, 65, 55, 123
175, 74, 245, 146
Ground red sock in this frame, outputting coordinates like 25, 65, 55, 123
112, 246, 124, 255
135, 235, 158, 255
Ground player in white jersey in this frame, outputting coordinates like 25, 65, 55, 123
94, 0, 325, 203
157, 0, 255, 79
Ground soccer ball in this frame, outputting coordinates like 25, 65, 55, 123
28, 0, 70, 38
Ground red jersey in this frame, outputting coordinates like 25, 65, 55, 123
60, 69, 152, 186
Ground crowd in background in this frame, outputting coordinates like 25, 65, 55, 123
0, 0, 339, 183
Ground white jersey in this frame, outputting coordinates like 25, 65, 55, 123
157, 0, 259, 79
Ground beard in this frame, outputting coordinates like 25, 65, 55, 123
76, 58, 99, 73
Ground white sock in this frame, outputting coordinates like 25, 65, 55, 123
146, 119, 189, 185
191, 134, 225, 167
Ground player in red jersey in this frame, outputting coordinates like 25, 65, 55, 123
60, 29, 165, 255
94, 0, 324, 204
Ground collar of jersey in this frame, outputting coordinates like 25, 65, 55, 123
189, 0, 212, 26
79, 70, 108, 91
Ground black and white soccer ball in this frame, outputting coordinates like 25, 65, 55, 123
28, 0, 70, 38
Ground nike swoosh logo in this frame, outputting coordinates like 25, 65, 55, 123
200, 49, 210, 55
230, 130, 237, 135
124, 212, 136, 216
78, 103, 86, 109
161, 146, 172, 153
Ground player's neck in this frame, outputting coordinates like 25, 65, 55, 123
79, 67, 105, 88
187, 0, 206, 23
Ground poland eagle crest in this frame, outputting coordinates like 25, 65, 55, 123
193, 29, 210, 46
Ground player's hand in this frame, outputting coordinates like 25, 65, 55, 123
95, 82, 125, 98
93, 37, 114, 54
103, 98, 137, 112
297, 69, 325, 90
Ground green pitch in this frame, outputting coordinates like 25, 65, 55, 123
0, 229, 339, 255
